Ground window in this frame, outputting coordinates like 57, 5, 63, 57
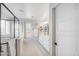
19, 23, 23, 33
26, 23, 32, 33
1, 20, 10, 35
1, 20, 6, 34
6, 21, 10, 34
15, 22, 19, 37
26, 23, 32, 37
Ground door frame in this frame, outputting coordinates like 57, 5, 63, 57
50, 4, 59, 56
52, 8, 56, 56
51, 4, 61, 56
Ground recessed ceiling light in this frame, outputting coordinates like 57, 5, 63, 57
19, 9, 24, 13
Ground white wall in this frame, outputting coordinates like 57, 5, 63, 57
38, 22, 49, 52
56, 3, 78, 56
76, 4, 79, 55
39, 32, 49, 52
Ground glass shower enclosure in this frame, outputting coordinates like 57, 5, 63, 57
0, 3, 19, 56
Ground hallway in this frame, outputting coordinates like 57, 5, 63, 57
0, 3, 50, 56
1, 3, 79, 56
21, 38, 49, 56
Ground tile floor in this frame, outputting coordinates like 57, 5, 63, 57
21, 38, 49, 56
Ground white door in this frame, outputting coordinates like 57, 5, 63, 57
56, 3, 77, 56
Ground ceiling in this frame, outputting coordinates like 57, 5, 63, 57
5, 3, 26, 18
4, 3, 49, 22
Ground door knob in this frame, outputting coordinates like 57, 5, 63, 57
54, 42, 57, 45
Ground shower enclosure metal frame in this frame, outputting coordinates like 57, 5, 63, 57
0, 3, 19, 56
